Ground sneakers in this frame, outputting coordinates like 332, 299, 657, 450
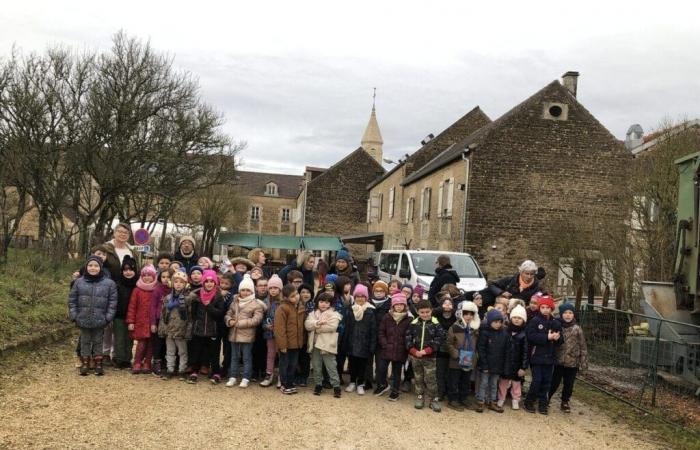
314, 385, 323, 396
239, 379, 250, 388
512, 400, 520, 410
373, 385, 390, 397
356, 385, 366, 395
225, 377, 238, 387
210, 374, 221, 385
131, 363, 142, 375
538, 403, 549, 415
400, 380, 412, 393
488, 402, 504, 413
414, 395, 425, 409
497, 399, 505, 408
429, 398, 442, 413
345, 382, 357, 393
475, 401, 485, 413
79, 357, 90, 376
447, 401, 464, 412
388, 391, 400, 402
260, 373, 273, 387
93, 356, 104, 376
152, 360, 162, 376
282, 388, 295, 395
187, 374, 198, 384
561, 401, 571, 413
161, 371, 174, 380
524, 401, 536, 413
333, 387, 342, 398
276, 378, 282, 389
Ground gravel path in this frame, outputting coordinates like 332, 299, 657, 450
0, 341, 660, 450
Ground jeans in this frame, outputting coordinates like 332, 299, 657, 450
447, 368, 472, 402
279, 349, 300, 389
526, 364, 554, 406
476, 370, 499, 402
112, 318, 132, 365
79, 327, 104, 358
311, 349, 339, 387
165, 337, 188, 373
549, 366, 578, 402
229, 342, 253, 380
436, 355, 450, 400
376, 358, 402, 393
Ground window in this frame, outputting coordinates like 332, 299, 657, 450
388, 186, 395, 218
369, 193, 383, 222
379, 252, 400, 275
437, 178, 454, 218
405, 197, 415, 224
420, 187, 431, 220
281, 208, 290, 223
542, 102, 569, 121
265, 182, 278, 196
250, 206, 260, 222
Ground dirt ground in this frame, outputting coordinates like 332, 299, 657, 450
0, 341, 662, 450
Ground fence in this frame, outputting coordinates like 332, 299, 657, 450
575, 304, 700, 431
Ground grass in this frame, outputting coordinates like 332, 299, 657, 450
0, 249, 74, 348
576, 382, 700, 450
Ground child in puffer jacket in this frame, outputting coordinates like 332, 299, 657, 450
305, 292, 343, 398
524, 293, 563, 415
159, 271, 190, 380
376, 292, 411, 401
260, 274, 284, 387
446, 301, 480, 411
68, 256, 118, 376
127, 265, 157, 374
499, 304, 529, 410
476, 309, 510, 413
343, 284, 377, 396
549, 303, 587, 413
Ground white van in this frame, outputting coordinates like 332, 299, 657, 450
377, 250, 487, 298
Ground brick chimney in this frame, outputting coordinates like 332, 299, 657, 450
562, 71, 579, 97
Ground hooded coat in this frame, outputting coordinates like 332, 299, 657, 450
68, 275, 118, 329
428, 266, 460, 306
502, 323, 529, 379
378, 312, 411, 362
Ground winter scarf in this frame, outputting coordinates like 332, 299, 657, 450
238, 292, 256, 307
136, 276, 156, 291
372, 297, 390, 308
200, 287, 217, 305
391, 310, 408, 324
518, 274, 534, 291
352, 302, 374, 321
561, 318, 576, 328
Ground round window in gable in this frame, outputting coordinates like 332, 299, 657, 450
549, 105, 563, 117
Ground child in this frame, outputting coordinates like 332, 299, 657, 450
433, 292, 456, 401
446, 301, 480, 411
406, 300, 446, 412
256, 278, 269, 300
113, 257, 137, 369
493, 296, 509, 320
366, 280, 391, 389
524, 293, 563, 414
215, 272, 237, 384
388, 279, 402, 295
127, 265, 157, 374
159, 271, 190, 379
376, 292, 411, 401
475, 309, 509, 413
198, 257, 214, 270
68, 256, 118, 376
251, 277, 269, 380
156, 253, 173, 272
409, 285, 424, 317
149, 270, 171, 376
169, 261, 183, 272
186, 269, 226, 384
260, 274, 284, 387
296, 283, 315, 386
250, 266, 264, 281
343, 284, 377, 395
401, 284, 413, 301
331, 280, 349, 385
499, 304, 529, 410
305, 292, 343, 398
549, 303, 587, 413
225, 274, 265, 388
188, 265, 204, 289
526, 295, 540, 322
336, 276, 353, 309
274, 284, 305, 394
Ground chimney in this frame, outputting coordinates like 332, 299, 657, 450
561, 71, 579, 97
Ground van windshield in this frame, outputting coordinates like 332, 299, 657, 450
411, 253, 481, 278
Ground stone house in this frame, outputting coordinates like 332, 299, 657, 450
367, 72, 631, 280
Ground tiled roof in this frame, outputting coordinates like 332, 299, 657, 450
235, 170, 304, 198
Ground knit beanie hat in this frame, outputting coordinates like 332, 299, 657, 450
353, 284, 369, 299
85, 255, 104, 269
188, 265, 204, 276
171, 271, 188, 286
197, 256, 214, 268
121, 256, 137, 272
535, 293, 555, 311
401, 283, 413, 294
202, 269, 219, 286
336, 248, 351, 262
268, 274, 284, 290
486, 308, 504, 325
391, 292, 407, 307
141, 264, 157, 278
372, 280, 388, 293
180, 235, 196, 247
559, 303, 575, 316
326, 274, 338, 285
239, 274, 255, 293
509, 304, 528, 323
413, 284, 425, 297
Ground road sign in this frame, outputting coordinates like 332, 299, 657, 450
135, 245, 151, 253
134, 228, 150, 245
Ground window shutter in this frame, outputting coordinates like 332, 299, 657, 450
389, 186, 395, 218
370, 194, 380, 221
367, 198, 371, 223
425, 188, 431, 219
437, 181, 444, 218
378, 193, 383, 221
446, 178, 454, 217
420, 189, 425, 219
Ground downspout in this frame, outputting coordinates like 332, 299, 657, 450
461, 145, 475, 252
301, 178, 308, 237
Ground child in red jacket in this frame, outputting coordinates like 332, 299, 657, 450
127, 265, 157, 374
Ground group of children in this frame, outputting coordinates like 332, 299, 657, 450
68, 250, 587, 415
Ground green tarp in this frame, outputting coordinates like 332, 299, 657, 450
217, 233, 343, 251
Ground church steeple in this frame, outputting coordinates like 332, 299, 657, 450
361, 88, 383, 165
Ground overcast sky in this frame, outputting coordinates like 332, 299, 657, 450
2, 1, 699, 174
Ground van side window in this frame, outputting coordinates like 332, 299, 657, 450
380, 253, 399, 274
399, 255, 410, 276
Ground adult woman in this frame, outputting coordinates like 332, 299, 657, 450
103, 223, 134, 280
331, 248, 360, 289
277, 251, 316, 288
428, 255, 460, 306
247, 248, 271, 278
486, 260, 542, 306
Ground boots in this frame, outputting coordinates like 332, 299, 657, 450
524, 400, 537, 413
538, 402, 549, 415
152, 360, 162, 377
475, 401, 485, 413
561, 401, 571, 413
79, 357, 90, 376
488, 402, 504, 413
94, 356, 104, 376
142, 360, 152, 374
